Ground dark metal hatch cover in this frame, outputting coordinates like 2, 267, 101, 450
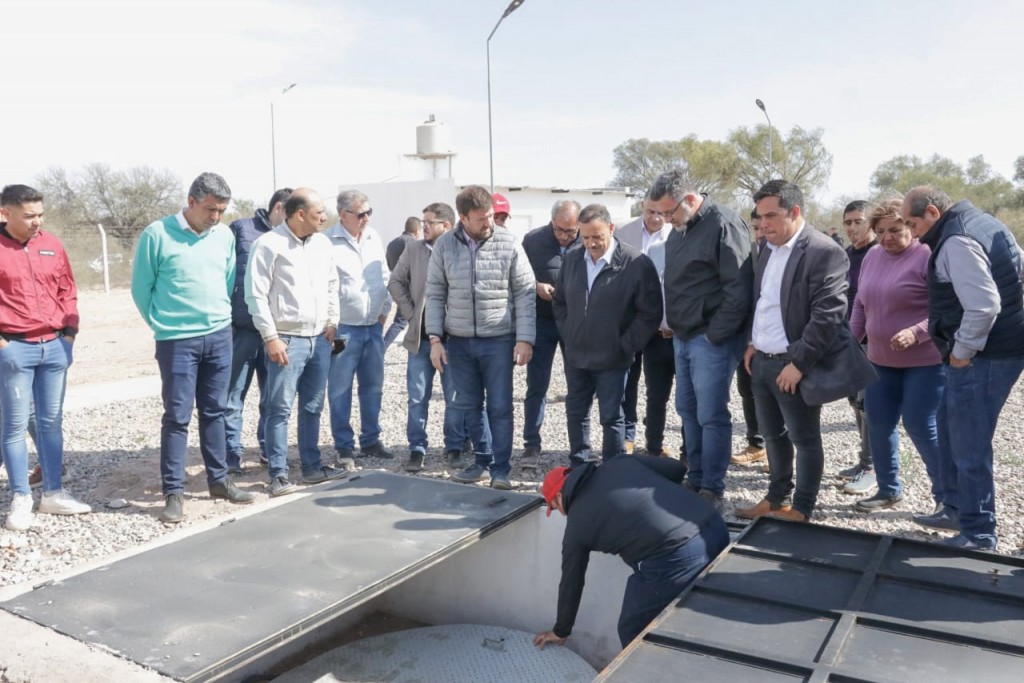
598, 517, 1024, 682
0, 472, 540, 682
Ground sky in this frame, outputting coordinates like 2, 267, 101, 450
4, 0, 1024, 211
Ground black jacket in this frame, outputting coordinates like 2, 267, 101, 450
229, 209, 274, 331
522, 223, 580, 320
663, 196, 753, 343
386, 233, 417, 271
554, 456, 717, 638
552, 241, 662, 371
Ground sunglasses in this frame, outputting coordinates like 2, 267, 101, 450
344, 208, 373, 220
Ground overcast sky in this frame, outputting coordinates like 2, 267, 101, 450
5, 0, 1024, 209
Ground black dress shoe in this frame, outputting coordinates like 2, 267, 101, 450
209, 478, 256, 504
160, 493, 184, 523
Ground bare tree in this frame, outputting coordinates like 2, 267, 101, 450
37, 164, 183, 250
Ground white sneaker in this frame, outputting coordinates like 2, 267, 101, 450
39, 489, 91, 515
5, 493, 36, 531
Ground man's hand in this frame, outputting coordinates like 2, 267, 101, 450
776, 362, 803, 394
536, 283, 555, 301
743, 344, 756, 373
514, 341, 533, 366
266, 338, 289, 366
430, 341, 448, 373
378, 314, 388, 326
64, 334, 76, 344
323, 325, 337, 343
659, 327, 673, 339
949, 354, 971, 369
0, 339, 8, 351
533, 630, 566, 650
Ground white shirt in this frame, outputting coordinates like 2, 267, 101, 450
245, 224, 339, 340
325, 223, 392, 326
586, 238, 617, 293
751, 223, 805, 354
641, 223, 671, 256
647, 240, 670, 331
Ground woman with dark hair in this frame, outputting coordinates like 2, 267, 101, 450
849, 198, 944, 513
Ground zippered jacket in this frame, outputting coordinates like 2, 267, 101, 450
424, 224, 536, 342
0, 225, 79, 337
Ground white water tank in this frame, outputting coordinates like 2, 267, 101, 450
416, 114, 452, 156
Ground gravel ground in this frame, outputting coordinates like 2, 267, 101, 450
2, 341, 1023, 587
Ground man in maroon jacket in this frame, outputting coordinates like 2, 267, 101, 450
0, 184, 90, 531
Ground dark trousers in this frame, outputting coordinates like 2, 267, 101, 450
154, 327, 232, 495
734, 361, 763, 448
617, 515, 729, 647
565, 364, 628, 464
751, 353, 824, 517
523, 315, 565, 450
623, 351, 643, 443
623, 335, 677, 451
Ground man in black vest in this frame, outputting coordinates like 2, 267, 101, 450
901, 186, 1024, 551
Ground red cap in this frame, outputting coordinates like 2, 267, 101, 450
492, 192, 511, 216
542, 467, 571, 516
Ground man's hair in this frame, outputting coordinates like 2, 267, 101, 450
905, 185, 953, 217
551, 199, 582, 220
404, 216, 422, 234
188, 172, 231, 202
753, 179, 804, 211
455, 185, 492, 217
750, 208, 759, 220
268, 187, 294, 213
336, 189, 369, 213
868, 197, 906, 232
648, 169, 698, 202
1, 184, 44, 207
423, 202, 455, 225
284, 192, 310, 219
843, 200, 871, 215
578, 203, 612, 225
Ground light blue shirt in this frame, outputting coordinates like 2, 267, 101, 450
585, 238, 617, 293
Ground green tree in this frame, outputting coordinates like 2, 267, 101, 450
37, 164, 183, 250
729, 125, 833, 198
869, 154, 1015, 214
223, 197, 256, 226
611, 135, 738, 196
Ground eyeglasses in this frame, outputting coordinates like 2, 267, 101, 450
553, 225, 578, 237
424, 219, 448, 227
644, 209, 672, 220
344, 208, 373, 220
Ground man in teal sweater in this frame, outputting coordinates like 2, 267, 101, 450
131, 172, 255, 523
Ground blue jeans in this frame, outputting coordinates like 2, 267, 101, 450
523, 315, 563, 450
938, 355, 1024, 546
674, 333, 743, 495
264, 335, 332, 480
865, 363, 945, 499
407, 339, 476, 453
447, 335, 513, 476
0, 338, 71, 494
154, 327, 232, 495
618, 515, 729, 647
565, 364, 628, 463
383, 310, 408, 349
328, 323, 385, 451
751, 353, 824, 517
224, 326, 268, 467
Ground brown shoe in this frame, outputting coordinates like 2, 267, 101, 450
624, 441, 635, 455
731, 445, 767, 465
735, 498, 791, 520
766, 508, 809, 522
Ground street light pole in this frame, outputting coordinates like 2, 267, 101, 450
487, 0, 526, 194
271, 83, 298, 189
755, 98, 773, 180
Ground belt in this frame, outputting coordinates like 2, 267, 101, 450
756, 349, 791, 361
2, 330, 63, 343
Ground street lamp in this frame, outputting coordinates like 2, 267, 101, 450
271, 83, 298, 189
487, 0, 526, 193
755, 98, 773, 180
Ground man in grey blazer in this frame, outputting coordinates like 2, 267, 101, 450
739, 180, 868, 522
388, 202, 487, 473
616, 195, 676, 456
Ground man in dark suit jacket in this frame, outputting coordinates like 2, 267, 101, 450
739, 180, 866, 522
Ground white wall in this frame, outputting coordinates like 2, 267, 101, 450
337, 178, 457, 245
380, 507, 631, 670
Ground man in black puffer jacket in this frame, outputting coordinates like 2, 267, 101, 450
553, 204, 662, 465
